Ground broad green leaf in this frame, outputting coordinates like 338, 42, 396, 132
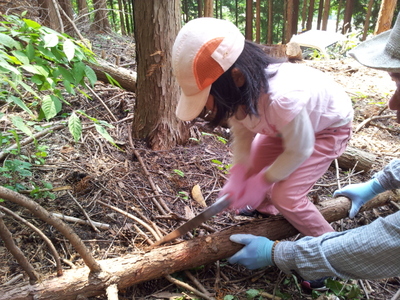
63, 39, 75, 62
57, 66, 75, 83
23, 18, 41, 29
7, 95, 33, 115
84, 65, 97, 86
72, 61, 85, 84
0, 33, 19, 49
6, 54, 22, 65
0, 60, 21, 75
26, 43, 35, 60
12, 51, 30, 65
11, 116, 33, 137
43, 33, 59, 48
19, 81, 41, 98
68, 112, 82, 142
21, 64, 42, 75
50, 94, 62, 113
41, 95, 57, 120
95, 124, 117, 146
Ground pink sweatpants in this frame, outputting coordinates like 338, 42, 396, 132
249, 123, 352, 237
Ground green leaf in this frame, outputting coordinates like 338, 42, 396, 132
12, 50, 30, 65
41, 95, 57, 120
245, 289, 260, 299
68, 112, 82, 142
7, 95, 33, 115
0, 33, 19, 49
84, 65, 97, 86
23, 18, 41, 29
11, 116, 33, 137
43, 33, 59, 48
63, 39, 75, 61
95, 124, 117, 146
57, 66, 75, 83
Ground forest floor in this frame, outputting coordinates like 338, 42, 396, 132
0, 31, 400, 300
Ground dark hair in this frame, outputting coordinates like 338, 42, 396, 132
209, 41, 286, 126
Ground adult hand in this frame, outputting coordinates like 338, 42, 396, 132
333, 178, 385, 218
229, 170, 272, 210
228, 234, 274, 270
219, 164, 249, 203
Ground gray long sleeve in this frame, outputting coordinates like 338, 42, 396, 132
375, 159, 400, 190
274, 211, 400, 280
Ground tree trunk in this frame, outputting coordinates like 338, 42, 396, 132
255, 0, 261, 43
321, 0, 331, 30
306, 0, 315, 30
77, 0, 90, 31
267, 0, 273, 44
342, 0, 354, 34
362, 0, 374, 40
316, 0, 323, 29
59, 0, 75, 34
37, 0, 62, 31
131, 0, 189, 150
198, 0, 203, 17
245, 0, 253, 40
1, 192, 398, 300
374, 0, 397, 35
285, 0, 294, 43
204, 0, 213, 17
90, 0, 112, 32
301, 0, 308, 30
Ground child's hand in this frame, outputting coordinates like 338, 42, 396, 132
219, 164, 249, 202
229, 170, 272, 210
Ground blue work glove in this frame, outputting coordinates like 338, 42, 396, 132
333, 178, 385, 218
219, 164, 249, 203
229, 171, 272, 210
228, 234, 274, 270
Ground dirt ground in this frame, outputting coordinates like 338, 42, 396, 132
0, 32, 399, 300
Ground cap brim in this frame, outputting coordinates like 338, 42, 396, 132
349, 31, 400, 72
176, 85, 211, 121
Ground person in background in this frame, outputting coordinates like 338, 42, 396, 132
172, 17, 353, 238
228, 11, 400, 289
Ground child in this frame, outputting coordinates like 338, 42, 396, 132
172, 17, 353, 237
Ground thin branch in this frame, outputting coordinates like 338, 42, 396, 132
67, 190, 100, 233
0, 186, 102, 273
52, 212, 110, 230
0, 212, 40, 284
0, 123, 65, 162
0, 206, 63, 276
97, 200, 161, 241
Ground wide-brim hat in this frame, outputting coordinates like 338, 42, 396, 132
172, 18, 245, 121
349, 13, 400, 72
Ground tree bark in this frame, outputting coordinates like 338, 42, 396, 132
342, 0, 354, 34
374, 0, 397, 35
335, 146, 376, 172
362, 0, 374, 41
245, 0, 253, 40
86, 58, 137, 92
1, 191, 398, 300
131, 0, 189, 150
321, 0, 330, 30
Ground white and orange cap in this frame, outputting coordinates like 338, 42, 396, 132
172, 18, 245, 121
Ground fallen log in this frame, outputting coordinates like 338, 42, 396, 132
336, 146, 377, 172
1, 191, 398, 300
87, 58, 137, 92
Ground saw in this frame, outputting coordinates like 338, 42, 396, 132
153, 194, 230, 246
